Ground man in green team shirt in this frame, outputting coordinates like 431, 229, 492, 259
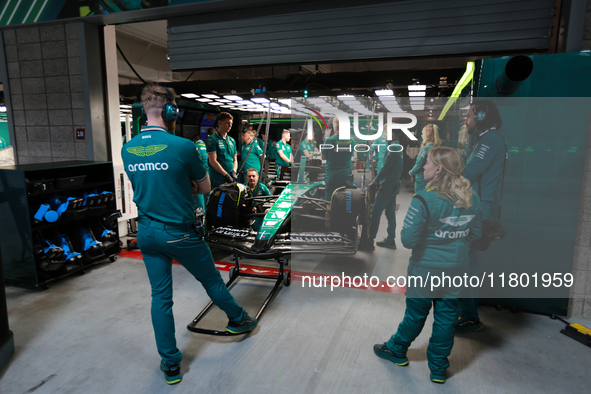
300, 132, 317, 160
206, 112, 238, 188
239, 129, 264, 183
191, 135, 209, 211
245, 168, 271, 231
275, 129, 292, 178
121, 85, 257, 385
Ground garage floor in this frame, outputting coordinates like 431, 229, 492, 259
2, 187, 591, 393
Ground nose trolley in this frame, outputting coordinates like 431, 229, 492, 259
187, 254, 291, 336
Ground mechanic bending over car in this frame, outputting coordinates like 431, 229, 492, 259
207, 112, 238, 188
246, 168, 272, 231
122, 85, 258, 386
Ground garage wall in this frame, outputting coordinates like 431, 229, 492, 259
0, 22, 108, 164
169, 0, 556, 71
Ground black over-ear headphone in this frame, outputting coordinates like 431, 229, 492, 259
160, 88, 179, 123
473, 103, 489, 124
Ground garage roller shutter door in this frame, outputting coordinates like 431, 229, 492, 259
168, 0, 555, 71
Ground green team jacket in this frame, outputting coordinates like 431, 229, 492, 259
409, 142, 434, 184
462, 128, 505, 220
401, 189, 482, 269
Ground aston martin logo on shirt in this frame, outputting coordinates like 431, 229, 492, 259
439, 215, 475, 227
126, 145, 167, 157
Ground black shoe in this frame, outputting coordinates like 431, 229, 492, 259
376, 239, 397, 249
455, 318, 483, 333
358, 241, 375, 251
160, 361, 182, 385
226, 311, 258, 334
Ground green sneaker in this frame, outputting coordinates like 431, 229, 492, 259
160, 361, 182, 385
455, 318, 483, 333
430, 373, 446, 384
226, 311, 258, 334
373, 343, 409, 366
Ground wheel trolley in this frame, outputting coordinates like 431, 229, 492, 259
187, 254, 291, 336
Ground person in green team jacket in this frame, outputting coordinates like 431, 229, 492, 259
409, 123, 440, 192
191, 135, 209, 212
322, 117, 356, 201
456, 100, 506, 334
373, 147, 481, 385
121, 85, 257, 385
359, 132, 403, 251
299, 132, 317, 160
245, 168, 271, 231
206, 112, 238, 188
239, 129, 263, 183
275, 129, 292, 178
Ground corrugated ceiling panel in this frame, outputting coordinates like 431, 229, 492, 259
168, 0, 555, 70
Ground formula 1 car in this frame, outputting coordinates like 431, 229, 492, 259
204, 161, 369, 260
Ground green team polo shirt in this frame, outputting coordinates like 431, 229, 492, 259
122, 125, 207, 225
275, 140, 292, 167
300, 140, 315, 158
252, 183, 270, 197
206, 131, 237, 183
324, 134, 356, 177
240, 139, 263, 173
194, 139, 209, 171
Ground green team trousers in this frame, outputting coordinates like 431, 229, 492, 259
137, 218, 244, 366
385, 265, 459, 379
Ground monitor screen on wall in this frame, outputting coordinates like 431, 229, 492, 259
201, 113, 217, 127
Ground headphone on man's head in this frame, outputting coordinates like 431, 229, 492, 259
473, 103, 489, 124
160, 88, 179, 123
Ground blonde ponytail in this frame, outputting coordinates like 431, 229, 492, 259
425, 147, 473, 208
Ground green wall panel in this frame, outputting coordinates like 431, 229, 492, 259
475, 52, 591, 315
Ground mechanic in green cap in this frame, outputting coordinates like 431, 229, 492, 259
191, 134, 209, 211
359, 130, 403, 251
456, 100, 506, 334
245, 168, 271, 231
122, 85, 257, 385
239, 128, 264, 183
409, 123, 440, 192
373, 147, 481, 384
206, 112, 238, 188
322, 117, 356, 201
275, 129, 293, 178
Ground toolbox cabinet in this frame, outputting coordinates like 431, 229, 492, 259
0, 161, 120, 289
